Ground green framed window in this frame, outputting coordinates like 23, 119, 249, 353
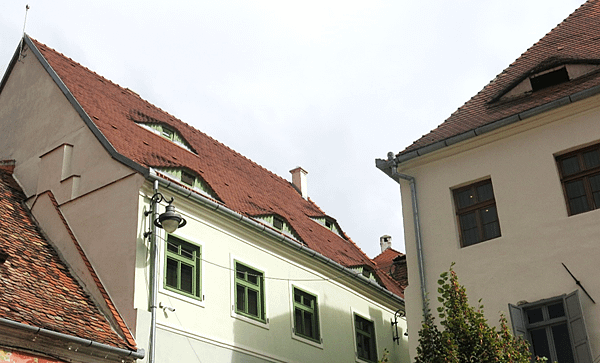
234, 261, 265, 322
164, 235, 201, 299
354, 313, 377, 362
293, 287, 320, 342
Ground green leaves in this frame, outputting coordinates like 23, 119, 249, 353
414, 264, 531, 363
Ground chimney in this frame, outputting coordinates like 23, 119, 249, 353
290, 167, 308, 199
380, 235, 392, 253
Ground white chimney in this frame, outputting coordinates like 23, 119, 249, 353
380, 235, 392, 253
290, 167, 308, 199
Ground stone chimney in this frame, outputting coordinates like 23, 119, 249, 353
290, 167, 308, 199
380, 235, 392, 253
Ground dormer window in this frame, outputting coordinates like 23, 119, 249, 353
495, 63, 600, 102
273, 216, 284, 230
530, 66, 569, 92
181, 170, 196, 187
311, 216, 344, 238
256, 215, 301, 241
162, 127, 175, 140
157, 168, 217, 199
137, 122, 195, 153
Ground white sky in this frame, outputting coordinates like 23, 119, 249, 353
0, 0, 587, 258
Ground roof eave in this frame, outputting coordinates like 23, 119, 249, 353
0, 317, 145, 361
377, 82, 600, 171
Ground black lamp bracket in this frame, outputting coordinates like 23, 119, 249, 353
144, 192, 175, 238
391, 308, 406, 344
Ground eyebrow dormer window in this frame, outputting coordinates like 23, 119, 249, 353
162, 127, 175, 140
181, 170, 196, 187
530, 67, 569, 92
137, 122, 195, 153
156, 168, 217, 199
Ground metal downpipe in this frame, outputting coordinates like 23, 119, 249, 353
391, 169, 428, 316
148, 180, 159, 363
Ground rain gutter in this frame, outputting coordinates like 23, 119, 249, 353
386, 84, 600, 166
147, 168, 405, 306
0, 317, 145, 360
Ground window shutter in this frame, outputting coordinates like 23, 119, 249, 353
508, 303, 527, 337
564, 290, 593, 363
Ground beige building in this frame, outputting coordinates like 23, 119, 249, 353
377, 1, 600, 362
0, 35, 407, 362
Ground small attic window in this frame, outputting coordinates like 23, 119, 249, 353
157, 168, 216, 199
181, 170, 196, 187
137, 122, 195, 153
530, 67, 569, 92
273, 216, 284, 230
162, 127, 175, 140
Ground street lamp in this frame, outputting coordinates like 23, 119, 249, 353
145, 183, 186, 363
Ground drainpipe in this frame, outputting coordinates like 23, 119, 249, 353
389, 164, 428, 316
148, 180, 159, 363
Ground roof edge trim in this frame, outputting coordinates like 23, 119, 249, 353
0, 317, 145, 360
148, 168, 404, 306
23, 35, 148, 178
377, 82, 600, 169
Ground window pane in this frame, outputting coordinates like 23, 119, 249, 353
247, 273, 258, 285
457, 188, 476, 208
527, 307, 544, 324
547, 302, 565, 319
477, 182, 494, 202
247, 289, 259, 316
180, 245, 195, 260
303, 311, 314, 337
181, 171, 195, 186
561, 156, 581, 176
530, 328, 551, 360
180, 263, 193, 294
236, 285, 245, 312
590, 174, 600, 208
166, 258, 178, 288
583, 149, 600, 169
480, 206, 500, 240
552, 323, 575, 363
295, 308, 303, 333
460, 212, 479, 246
566, 180, 589, 214
167, 242, 178, 253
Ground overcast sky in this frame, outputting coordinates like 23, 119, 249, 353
0, 0, 587, 258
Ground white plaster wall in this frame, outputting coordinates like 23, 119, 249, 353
399, 95, 600, 359
135, 186, 409, 363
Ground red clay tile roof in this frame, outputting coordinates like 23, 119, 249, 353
373, 247, 403, 274
27, 39, 390, 286
0, 168, 134, 350
400, 0, 600, 156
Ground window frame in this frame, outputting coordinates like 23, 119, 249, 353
352, 312, 378, 363
163, 234, 202, 301
509, 291, 592, 363
291, 285, 321, 345
232, 259, 267, 325
556, 142, 600, 216
452, 178, 501, 247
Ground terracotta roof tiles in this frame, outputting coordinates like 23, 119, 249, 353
0, 167, 133, 350
400, 0, 600, 156
27, 38, 396, 287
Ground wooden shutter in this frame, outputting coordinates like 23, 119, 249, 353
508, 303, 527, 337
564, 290, 593, 363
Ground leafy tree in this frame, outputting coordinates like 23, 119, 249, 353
414, 264, 531, 363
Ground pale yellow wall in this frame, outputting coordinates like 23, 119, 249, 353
0, 47, 144, 331
135, 184, 409, 363
399, 95, 600, 359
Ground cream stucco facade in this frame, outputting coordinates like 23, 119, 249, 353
392, 93, 600, 360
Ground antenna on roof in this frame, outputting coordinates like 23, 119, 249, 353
19, 5, 30, 62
